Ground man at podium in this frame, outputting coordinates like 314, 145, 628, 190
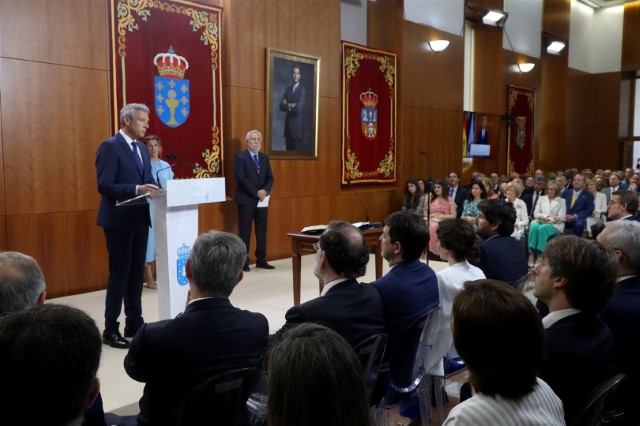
96, 103, 158, 349
233, 130, 275, 271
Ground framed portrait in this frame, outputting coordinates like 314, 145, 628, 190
266, 48, 320, 159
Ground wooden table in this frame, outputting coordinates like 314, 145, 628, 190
287, 227, 384, 305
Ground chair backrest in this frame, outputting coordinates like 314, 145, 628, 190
389, 308, 441, 390
571, 373, 626, 426
354, 332, 388, 400
169, 367, 259, 426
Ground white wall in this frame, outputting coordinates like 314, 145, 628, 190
341, 0, 367, 46
503, 0, 543, 58
404, 0, 464, 36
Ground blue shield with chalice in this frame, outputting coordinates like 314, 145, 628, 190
176, 242, 191, 286
153, 47, 190, 128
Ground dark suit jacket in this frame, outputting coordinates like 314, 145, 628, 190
96, 133, 156, 230
124, 298, 269, 426
233, 150, 274, 205
521, 187, 540, 217
562, 189, 594, 220
475, 235, 528, 287
279, 83, 306, 140
602, 275, 640, 423
475, 128, 489, 144
540, 312, 617, 424
275, 278, 385, 347
372, 259, 439, 361
452, 186, 469, 218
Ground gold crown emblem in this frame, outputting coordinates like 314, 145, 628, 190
360, 89, 379, 108
154, 47, 189, 79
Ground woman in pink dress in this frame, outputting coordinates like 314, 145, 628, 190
426, 179, 457, 256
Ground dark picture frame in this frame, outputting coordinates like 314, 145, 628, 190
266, 48, 320, 159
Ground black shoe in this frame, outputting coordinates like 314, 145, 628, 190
124, 325, 140, 338
242, 264, 250, 272
255, 262, 275, 270
102, 331, 130, 349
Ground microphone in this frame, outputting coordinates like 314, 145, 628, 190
167, 152, 197, 169
155, 163, 175, 189
346, 179, 369, 223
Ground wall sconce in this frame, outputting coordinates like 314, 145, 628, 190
546, 41, 566, 55
518, 63, 535, 73
428, 40, 450, 53
482, 10, 508, 27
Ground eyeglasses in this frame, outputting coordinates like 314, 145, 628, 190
313, 243, 321, 252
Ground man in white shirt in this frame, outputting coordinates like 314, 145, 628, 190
533, 235, 617, 424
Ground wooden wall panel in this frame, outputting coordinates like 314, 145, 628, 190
0, 59, 109, 215
6, 211, 108, 298
472, 25, 504, 115
0, 0, 107, 70
543, 0, 571, 40
622, 2, 640, 72
0, 99, 4, 217
0, 216, 6, 251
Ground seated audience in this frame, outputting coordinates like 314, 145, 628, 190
505, 181, 529, 240
523, 176, 546, 219
274, 221, 384, 346
586, 178, 607, 237
598, 221, 640, 424
443, 280, 565, 425
528, 180, 566, 267
417, 178, 427, 194
482, 177, 499, 199
603, 172, 628, 204
563, 173, 594, 237
372, 211, 439, 363
124, 231, 269, 426
474, 199, 528, 287
401, 178, 425, 217
533, 236, 617, 424
267, 323, 370, 426
426, 179, 457, 257
461, 182, 486, 225
606, 189, 639, 222
0, 304, 102, 426
448, 171, 468, 218
434, 219, 485, 362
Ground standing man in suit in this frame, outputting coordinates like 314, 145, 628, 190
233, 130, 275, 271
562, 174, 594, 236
274, 220, 384, 347
475, 115, 489, 144
473, 199, 528, 287
279, 64, 306, 151
598, 221, 640, 425
96, 103, 158, 349
533, 236, 617, 424
124, 231, 269, 426
448, 171, 468, 218
372, 211, 439, 361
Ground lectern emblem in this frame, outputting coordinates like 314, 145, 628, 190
176, 243, 191, 286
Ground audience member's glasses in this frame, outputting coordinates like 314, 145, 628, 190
313, 243, 321, 252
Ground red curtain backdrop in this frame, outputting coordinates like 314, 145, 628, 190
108, 0, 223, 179
507, 85, 536, 175
341, 42, 397, 185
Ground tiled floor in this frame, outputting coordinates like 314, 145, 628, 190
50, 254, 449, 414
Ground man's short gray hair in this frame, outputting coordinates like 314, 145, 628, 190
245, 130, 262, 141
602, 221, 640, 274
0, 252, 46, 314
119, 103, 150, 128
188, 231, 246, 297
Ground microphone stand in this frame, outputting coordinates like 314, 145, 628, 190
421, 151, 433, 266
347, 180, 369, 224
155, 162, 175, 189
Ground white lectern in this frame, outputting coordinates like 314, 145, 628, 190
152, 178, 226, 320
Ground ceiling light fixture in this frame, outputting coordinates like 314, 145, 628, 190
482, 10, 508, 28
547, 41, 566, 55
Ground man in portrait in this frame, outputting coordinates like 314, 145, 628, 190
279, 64, 306, 151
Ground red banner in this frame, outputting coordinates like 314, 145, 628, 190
107, 0, 223, 179
341, 42, 397, 185
507, 85, 536, 175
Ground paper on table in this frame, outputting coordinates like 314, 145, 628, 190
257, 195, 270, 208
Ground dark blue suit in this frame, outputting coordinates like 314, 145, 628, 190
562, 188, 594, 236
275, 278, 385, 347
372, 259, 439, 361
279, 83, 306, 150
475, 235, 528, 287
124, 298, 268, 426
602, 275, 640, 424
540, 312, 616, 424
233, 150, 274, 265
96, 132, 156, 333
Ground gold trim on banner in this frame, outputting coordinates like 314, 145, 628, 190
345, 149, 364, 179
113, 0, 222, 177
377, 150, 395, 177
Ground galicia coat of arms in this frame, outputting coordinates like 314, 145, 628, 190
176, 242, 191, 286
154, 47, 190, 128
360, 89, 378, 141
515, 116, 527, 149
